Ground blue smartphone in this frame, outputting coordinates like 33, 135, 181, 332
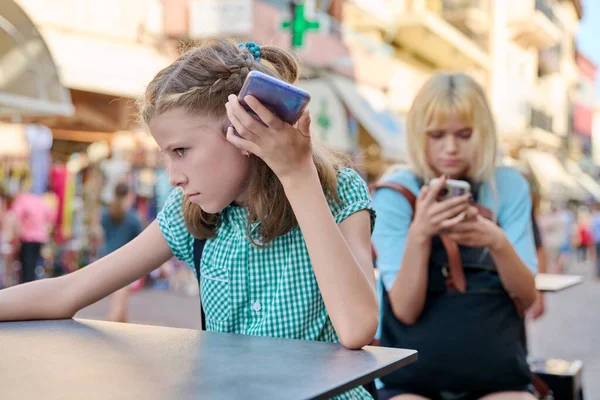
237, 71, 311, 125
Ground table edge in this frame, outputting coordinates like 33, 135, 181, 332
308, 350, 418, 400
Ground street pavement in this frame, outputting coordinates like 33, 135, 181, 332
77, 261, 600, 398
527, 260, 599, 398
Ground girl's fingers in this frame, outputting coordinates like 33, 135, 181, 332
244, 95, 286, 131
438, 212, 467, 230
225, 127, 261, 156
225, 99, 262, 141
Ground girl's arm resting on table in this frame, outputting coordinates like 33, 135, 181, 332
0, 221, 173, 322
281, 167, 379, 350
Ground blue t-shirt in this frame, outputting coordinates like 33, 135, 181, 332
100, 208, 143, 257
372, 166, 538, 292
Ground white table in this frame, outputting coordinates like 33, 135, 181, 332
535, 273, 584, 293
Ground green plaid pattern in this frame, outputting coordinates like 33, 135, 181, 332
158, 168, 376, 400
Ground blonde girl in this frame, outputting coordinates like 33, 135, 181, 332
373, 73, 538, 400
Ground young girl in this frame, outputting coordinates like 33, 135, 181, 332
0, 39, 378, 399
372, 73, 538, 400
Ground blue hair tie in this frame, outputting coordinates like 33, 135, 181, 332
238, 41, 261, 61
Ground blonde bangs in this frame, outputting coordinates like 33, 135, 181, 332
424, 92, 474, 133
406, 73, 497, 183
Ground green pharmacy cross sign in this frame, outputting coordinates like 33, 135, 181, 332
281, 2, 320, 48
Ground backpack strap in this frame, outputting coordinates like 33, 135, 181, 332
370, 182, 467, 293
370, 182, 417, 209
476, 205, 494, 221
438, 205, 494, 293
193, 238, 207, 331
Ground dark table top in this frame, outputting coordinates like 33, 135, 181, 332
1, 319, 417, 400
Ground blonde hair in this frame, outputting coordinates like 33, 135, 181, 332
406, 72, 497, 183
140, 38, 347, 245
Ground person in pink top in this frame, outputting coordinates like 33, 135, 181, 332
11, 192, 57, 283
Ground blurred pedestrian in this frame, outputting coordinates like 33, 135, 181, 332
590, 204, 600, 276
372, 72, 538, 400
100, 183, 142, 322
539, 205, 566, 274
0, 194, 19, 287
559, 206, 576, 271
575, 209, 592, 264
11, 187, 56, 284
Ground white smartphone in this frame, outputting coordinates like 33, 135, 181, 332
429, 178, 471, 201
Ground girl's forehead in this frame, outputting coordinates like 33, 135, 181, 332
150, 108, 220, 129
427, 113, 471, 131
149, 109, 225, 142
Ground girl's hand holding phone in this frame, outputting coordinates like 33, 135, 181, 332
411, 176, 475, 240
225, 94, 315, 184
447, 214, 504, 250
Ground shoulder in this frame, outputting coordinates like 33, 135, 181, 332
330, 168, 375, 229
377, 168, 421, 194
492, 166, 530, 204
493, 166, 529, 191
372, 167, 421, 205
333, 167, 370, 204
157, 188, 194, 264
335, 167, 369, 197
162, 187, 185, 212
487, 167, 532, 225
158, 188, 187, 232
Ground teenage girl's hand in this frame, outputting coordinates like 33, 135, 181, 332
447, 214, 505, 250
225, 94, 314, 184
527, 291, 545, 320
411, 176, 474, 240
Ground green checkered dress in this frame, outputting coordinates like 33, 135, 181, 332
158, 168, 376, 400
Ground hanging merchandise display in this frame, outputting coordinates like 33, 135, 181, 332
1, 162, 31, 198
50, 163, 68, 243
25, 124, 53, 195
0, 123, 31, 198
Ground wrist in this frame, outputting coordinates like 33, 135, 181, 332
408, 224, 432, 246
278, 162, 318, 191
488, 228, 508, 252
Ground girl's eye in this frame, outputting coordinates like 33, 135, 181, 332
174, 148, 187, 157
428, 131, 444, 140
457, 129, 473, 139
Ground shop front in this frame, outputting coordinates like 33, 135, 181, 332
0, 0, 74, 117
327, 74, 406, 181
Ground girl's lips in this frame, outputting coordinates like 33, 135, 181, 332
441, 160, 461, 167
